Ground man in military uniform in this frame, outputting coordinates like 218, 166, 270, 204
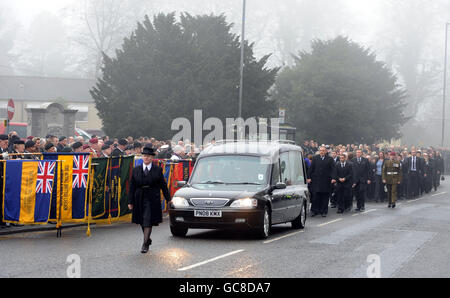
382, 151, 402, 208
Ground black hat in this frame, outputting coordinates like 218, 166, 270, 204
0, 134, 8, 140
59, 136, 67, 142
14, 140, 25, 145
133, 141, 142, 149
45, 143, 55, 151
142, 146, 156, 156
72, 142, 83, 150
25, 140, 35, 148
118, 139, 128, 146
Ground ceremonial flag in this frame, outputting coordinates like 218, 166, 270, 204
3, 160, 56, 224
91, 157, 109, 218
43, 153, 91, 223
134, 156, 143, 167
119, 156, 134, 217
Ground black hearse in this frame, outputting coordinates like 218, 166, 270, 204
169, 140, 309, 239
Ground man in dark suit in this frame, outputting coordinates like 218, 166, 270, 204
335, 153, 353, 214
128, 146, 171, 253
352, 149, 371, 212
329, 151, 340, 208
399, 150, 409, 199
406, 149, 422, 199
112, 139, 128, 157
307, 146, 337, 217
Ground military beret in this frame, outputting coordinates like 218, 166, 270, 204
72, 142, 83, 150
101, 144, 110, 151
61, 147, 73, 153
133, 142, 142, 149
14, 140, 25, 145
89, 138, 98, 144
118, 139, 128, 146
390, 151, 396, 156
59, 136, 67, 142
0, 134, 8, 140
105, 140, 114, 146
25, 141, 35, 148
82, 144, 90, 150
45, 143, 55, 151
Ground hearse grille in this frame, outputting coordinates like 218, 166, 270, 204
190, 198, 230, 207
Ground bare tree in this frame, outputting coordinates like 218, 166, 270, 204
69, 0, 151, 78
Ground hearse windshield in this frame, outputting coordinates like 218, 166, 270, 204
190, 155, 271, 190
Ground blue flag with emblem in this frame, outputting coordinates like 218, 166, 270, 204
3, 160, 56, 224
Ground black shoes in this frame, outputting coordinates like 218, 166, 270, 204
355, 208, 360, 212
330, 204, 337, 209
337, 210, 344, 214
141, 239, 152, 253
392, 204, 396, 208
388, 204, 392, 208
321, 214, 327, 217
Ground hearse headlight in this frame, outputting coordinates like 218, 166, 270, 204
230, 198, 258, 208
172, 196, 189, 208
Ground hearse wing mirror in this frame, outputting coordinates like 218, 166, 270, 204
177, 181, 187, 187
275, 182, 287, 189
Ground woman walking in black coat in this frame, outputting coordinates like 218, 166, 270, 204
128, 146, 171, 253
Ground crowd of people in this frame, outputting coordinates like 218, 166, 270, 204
0, 131, 202, 161
1, 132, 448, 227
302, 140, 446, 217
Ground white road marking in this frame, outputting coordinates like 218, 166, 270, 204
263, 230, 304, 244
406, 198, 421, 203
431, 192, 447, 197
317, 218, 343, 227
177, 249, 245, 271
352, 209, 378, 217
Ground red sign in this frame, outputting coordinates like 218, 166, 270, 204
7, 99, 15, 121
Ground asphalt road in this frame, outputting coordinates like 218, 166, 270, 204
1, 180, 450, 278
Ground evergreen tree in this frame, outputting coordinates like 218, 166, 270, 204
91, 13, 278, 139
272, 36, 407, 144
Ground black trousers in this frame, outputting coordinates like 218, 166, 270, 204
312, 192, 330, 215
335, 185, 352, 212
408, 172, 420, 198
374, 175, 386, 202
399, 174, 408, 198
354, 182, 366, 210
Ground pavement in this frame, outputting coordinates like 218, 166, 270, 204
0, 222, 90, 236
1, 178, 449, 278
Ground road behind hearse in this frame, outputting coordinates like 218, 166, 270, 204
1, 180, 450, 278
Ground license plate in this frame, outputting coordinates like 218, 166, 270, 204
194, 210, 222, 218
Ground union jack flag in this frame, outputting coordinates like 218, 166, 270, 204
36, 161, 56, 194
73, 154, 90, 188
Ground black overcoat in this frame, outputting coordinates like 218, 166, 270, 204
308, 155, 337, 193
128, 163, 171, 226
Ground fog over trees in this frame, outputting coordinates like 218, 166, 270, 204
1, 0, 450, 145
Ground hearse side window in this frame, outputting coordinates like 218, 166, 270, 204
279, 152, 292, 186
289, 151, 305, 185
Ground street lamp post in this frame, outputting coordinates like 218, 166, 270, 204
442, 23, 449, 147
238, 0, 246, 139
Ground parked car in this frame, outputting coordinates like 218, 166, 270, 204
169, 140, 310, 239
